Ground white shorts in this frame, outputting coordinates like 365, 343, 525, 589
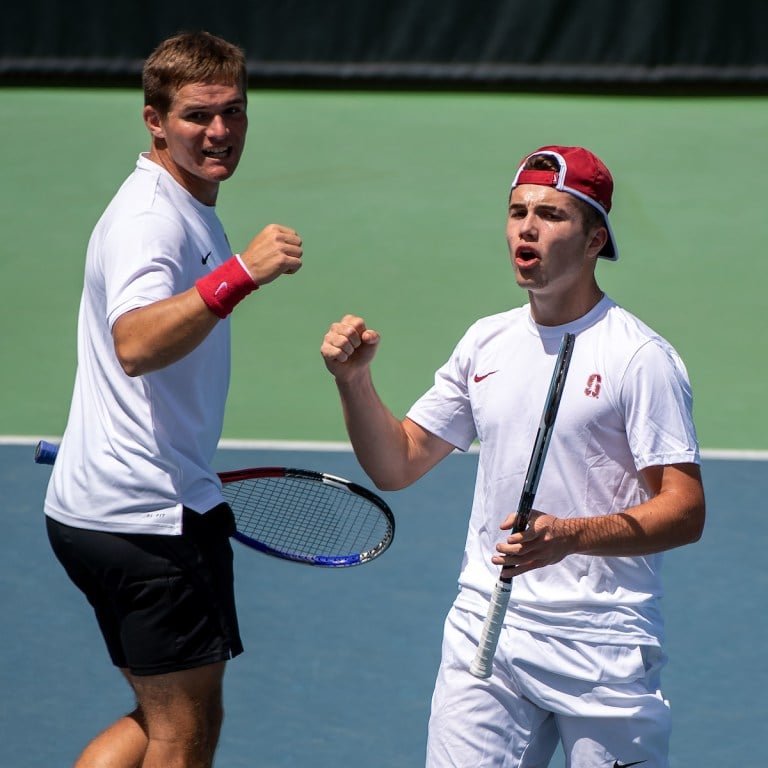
426, 606, 671, 768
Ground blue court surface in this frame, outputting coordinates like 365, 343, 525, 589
3, 442, 766, 767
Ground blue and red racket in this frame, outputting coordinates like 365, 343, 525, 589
35, 440, 395, 568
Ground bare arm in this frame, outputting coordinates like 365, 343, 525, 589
321, 315, 454, 490
114, 224, 302, 376
493, 462, 705, 577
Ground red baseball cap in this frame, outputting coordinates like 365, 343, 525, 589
510, 145, 618, 261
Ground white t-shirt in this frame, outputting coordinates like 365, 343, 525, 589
45, 154, 234, 534
406, 296, 700, 646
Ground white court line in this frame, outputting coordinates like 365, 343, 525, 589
2, 435, 768, 461
220, 440, 768, 462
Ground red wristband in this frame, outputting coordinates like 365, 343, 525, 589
195, 255, 258, 318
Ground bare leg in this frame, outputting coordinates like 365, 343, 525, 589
72, 662, 225, 768
74, 707, 147, 768
127, 661, 226, 768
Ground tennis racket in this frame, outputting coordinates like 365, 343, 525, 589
34, 440, 395, 568
469, 332, 575, 678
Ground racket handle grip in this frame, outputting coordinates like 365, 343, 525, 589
469, 579, 512, 679
35, 440, 59, 465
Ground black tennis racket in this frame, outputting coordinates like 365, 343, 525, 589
35, 440, 395, 568
469, 332, 575, 678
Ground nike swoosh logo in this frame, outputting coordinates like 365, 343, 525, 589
214, 281, 228, 297
613, 761, 647, 768
473, 370, 498, 383
202, 251, 212, 265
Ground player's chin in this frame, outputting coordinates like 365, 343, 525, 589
514, 273, 538, 290
513, 265, 547, 291
202, 164, 238, 185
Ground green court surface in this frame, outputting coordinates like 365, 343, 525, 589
2, 88, 766, 450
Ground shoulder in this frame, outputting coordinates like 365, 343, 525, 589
598, 308, 693, 405
98, 165, 188, 243
594, 301, 683, 362
461, 305, 530, 342
575, 300, 690, 394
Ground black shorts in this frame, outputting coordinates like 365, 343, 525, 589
46, 503, 244, 676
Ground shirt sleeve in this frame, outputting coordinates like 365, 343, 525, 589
406, 329, 478, 452
619, 338, 701, 469
101, 210, 188, 329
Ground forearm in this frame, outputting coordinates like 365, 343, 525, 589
335, 372, 414, 490
556, 464, 705, 557
336, 372, 451, 491
496, 463, 705, 574
112, 288, 219, 376
114, 227, 303, 377
322, 313, 455, 490
557, 500, 700, 557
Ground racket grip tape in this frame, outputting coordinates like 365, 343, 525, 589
469, 579, 512, 679
35, 440, 59, 465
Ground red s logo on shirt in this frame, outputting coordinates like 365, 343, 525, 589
585, 374, 602, 398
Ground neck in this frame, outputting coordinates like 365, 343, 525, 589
147, 147, 219, 206
528, 282, 604, 327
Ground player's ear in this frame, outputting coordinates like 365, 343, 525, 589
586, 226, 608, 259
143, 105, 165, 139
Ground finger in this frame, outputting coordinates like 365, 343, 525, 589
360, 328, 381, 345
323, 326, 361, 358
332, 321, 363, 346
321, 344, 352, 364
492, 553, 519, 580
499, 513, 517, 530
278, 233, 303, 250
266, 223, 298, 237
339, 314, 367, 331
284, 256, 304, 275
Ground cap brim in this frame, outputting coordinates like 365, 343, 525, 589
599, 215, 618, 261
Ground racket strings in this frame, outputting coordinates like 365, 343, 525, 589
223, 476, 390, 559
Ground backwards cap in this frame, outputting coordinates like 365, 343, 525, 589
511, 145, 618, 261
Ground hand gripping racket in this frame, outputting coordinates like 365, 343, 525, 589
35, 441, 395, 568
469, 332, 575, 678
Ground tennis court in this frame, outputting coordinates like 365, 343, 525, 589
2, 87, 767, 766
4, 442, 767, 766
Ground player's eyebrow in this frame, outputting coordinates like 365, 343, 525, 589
508, 201, 567, 216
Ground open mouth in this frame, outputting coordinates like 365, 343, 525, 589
202, 147, 232, 159
515, 247, 539, 268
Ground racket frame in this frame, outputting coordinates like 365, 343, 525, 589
34, 444, 395, 568
219, 466, 395, 567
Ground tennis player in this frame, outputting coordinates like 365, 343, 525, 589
43, 32, 302, 768
321, 145, 705, 767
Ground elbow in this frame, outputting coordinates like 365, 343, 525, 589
682, 501, 706, 545
365, 465, 419, 493
689, 506, 706, 544
113, 317, 151, 377
117, 356, 144, 378
121, 362, 145, 378
366, 469, 409, 493
373, 477, 410, 493
114, 340, 151, 378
